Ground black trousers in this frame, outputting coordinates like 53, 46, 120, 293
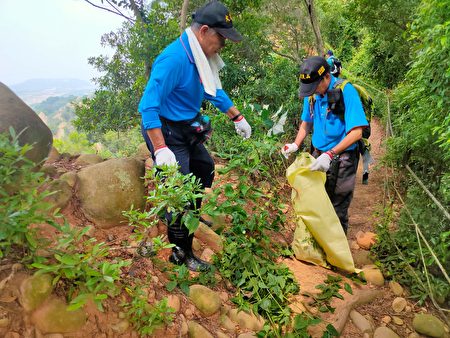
313, 149, 359, 234
141, 119, 215, 209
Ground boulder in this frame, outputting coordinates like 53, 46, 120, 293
74, 154, 103, 167
373, 326, 400, 338
77, 158, 145, 228
412, 313, 446, 337
189, 284, 221, 317
44, 179, 72, 210
19, 274, 53, 312
362, 265, 385, 286
134, 142, 151, 161
0, 82, 52, 165
188, 321, 213, 338
194, 223, 223, 253
31, 297, 86, 333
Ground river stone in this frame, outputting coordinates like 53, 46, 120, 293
389, 281, 404, 296
31, 297, 86, 333
362, 265, 385, 286
216, 332, 230, 338
350, 310, 373, 333
19, 274, 53, 312
219, 314, 236, 333
189, 285, 221, 316
194, 223, 223, 253
74, 154, 103, 167
237, 334, 257, 338
0, 82, 53, 165
412, 314, 445, 337
228, 308, 265, 331
167, 295, 181, 313
373, 326, 400, 338
77, 158, 145, 228
188, 321, 213, 338
392, 297, 407, 313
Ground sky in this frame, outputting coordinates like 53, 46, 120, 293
0, 0, 126, 86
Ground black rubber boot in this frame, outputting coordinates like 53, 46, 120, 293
362, 172, 369, 185
167, 226, 211, 272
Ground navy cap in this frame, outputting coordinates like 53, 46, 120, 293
192, 1, 243, 42
298, 56, 330, 97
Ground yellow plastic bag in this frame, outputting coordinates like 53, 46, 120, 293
286, 152, 356, 273
292, 215, 328, 267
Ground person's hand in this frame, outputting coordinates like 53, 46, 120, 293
234, 116, 252, 139
281, 143, 299, 159
154, 146, 177, 166
309, 152, 333, 172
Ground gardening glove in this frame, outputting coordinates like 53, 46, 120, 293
234, 116, 252, 139
281, 143, 299, 159
154, 146, 177, 166
309, 152, 332, 172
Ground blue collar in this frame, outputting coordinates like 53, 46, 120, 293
180, 31, 195, 64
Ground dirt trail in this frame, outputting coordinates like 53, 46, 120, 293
283, 118, 427, 337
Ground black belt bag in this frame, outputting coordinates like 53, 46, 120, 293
187, 114, 212, 145
161, 114, 212, 146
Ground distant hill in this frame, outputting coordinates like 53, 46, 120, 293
10, 78, 95, 105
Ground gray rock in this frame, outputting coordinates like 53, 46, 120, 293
373, 326, 400, 338
189, 284, 221, 317
77, 158, 145, 228
412, 314, 445, 337
0, 82, 52, 165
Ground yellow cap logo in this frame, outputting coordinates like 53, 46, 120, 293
318, 65, 325, 76
299, 74, 310, 80
225, 14, 232, 22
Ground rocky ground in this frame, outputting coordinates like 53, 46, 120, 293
0, 118, 448, 338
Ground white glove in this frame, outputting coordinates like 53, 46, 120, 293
281, 143, 299, 159
234, 116, 252, 139
309, 152, 333, 172
154, 146, 177, 166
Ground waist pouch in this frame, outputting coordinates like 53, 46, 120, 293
161, 114, 212, 146
187, 114, 212, 145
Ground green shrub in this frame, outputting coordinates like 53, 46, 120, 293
0, 128, 56, 259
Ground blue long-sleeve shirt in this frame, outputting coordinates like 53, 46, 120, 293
139, 32, 234, 130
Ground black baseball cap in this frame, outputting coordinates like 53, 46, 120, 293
192, 1, 243, 42
298, 56, 330, 97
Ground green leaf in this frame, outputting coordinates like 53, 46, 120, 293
344, 283, 353, 295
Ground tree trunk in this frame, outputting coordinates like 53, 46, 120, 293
303, 0, 324, 56
180, 0, 190, 33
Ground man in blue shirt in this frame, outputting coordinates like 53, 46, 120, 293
282, 56, 368, 234
138, 1, 251, 271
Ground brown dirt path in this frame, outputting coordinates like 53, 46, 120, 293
283, 118, 428, 337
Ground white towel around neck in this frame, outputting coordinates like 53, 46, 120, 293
186, 27, 225, 97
